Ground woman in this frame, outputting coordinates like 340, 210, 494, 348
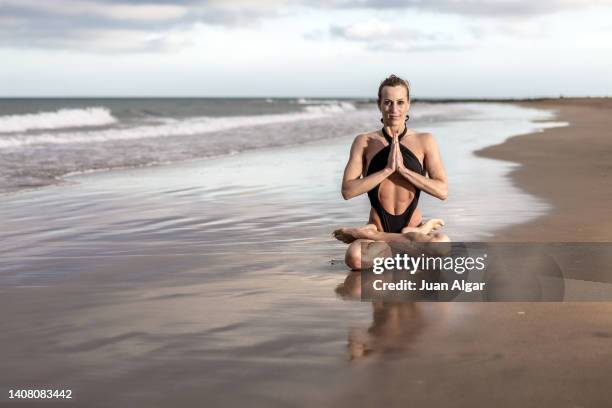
333, 74, 450, 270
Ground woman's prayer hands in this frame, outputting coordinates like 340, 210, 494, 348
385, 127, 405, 174
385, 127, 398, 173
395, 133, 406, 173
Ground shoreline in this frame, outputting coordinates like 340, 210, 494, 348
476, 97, 612, 242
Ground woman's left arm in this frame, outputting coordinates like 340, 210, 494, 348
397, 133, 448, 200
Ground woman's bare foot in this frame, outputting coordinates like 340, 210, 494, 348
333, 224, 378, 244
418, 218, 445, 235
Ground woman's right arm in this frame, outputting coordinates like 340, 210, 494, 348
341, 135, 394, 200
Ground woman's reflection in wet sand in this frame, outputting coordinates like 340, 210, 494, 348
335, 271, 449, 361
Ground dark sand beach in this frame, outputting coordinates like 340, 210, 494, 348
478, 97, 612, 241
2, 100, 612, 407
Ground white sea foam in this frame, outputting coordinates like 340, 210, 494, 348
296, 98, 347, 105
303, 102, 357, 114
0, 103, 358, 149
0, 107, 117, 133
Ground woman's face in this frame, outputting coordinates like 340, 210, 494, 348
378, 85, 410, 127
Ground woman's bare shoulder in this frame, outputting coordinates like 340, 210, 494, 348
414, 131, 438, 146
353, 130, 382, 144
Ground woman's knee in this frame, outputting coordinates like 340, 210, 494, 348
345, 241, 363, 270
345, 240, 391, 270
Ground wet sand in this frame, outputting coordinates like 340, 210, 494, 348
477, 97, 612, 241
462, 97, 612, 407
2, 101, 612, 407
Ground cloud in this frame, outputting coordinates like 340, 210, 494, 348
468, 20, 550, 40
1, 0, 189, 24
330, 19, 394, 41
305, 1, 612, 52
0, 0, 283, 51
39, 29, 191, 53
325, 18, 462, 52
2, 0, 611, 52
318, 0, 612, 18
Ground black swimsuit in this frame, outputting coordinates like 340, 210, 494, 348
365, 127, 425, 233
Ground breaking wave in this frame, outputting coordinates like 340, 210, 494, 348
0, 107, 117, 133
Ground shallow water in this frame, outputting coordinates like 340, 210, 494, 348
0, 103, 583, 407
0, 103, 568, 283
0, 98, 473, 193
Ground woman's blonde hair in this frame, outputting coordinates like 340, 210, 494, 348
377, 74, 410, 103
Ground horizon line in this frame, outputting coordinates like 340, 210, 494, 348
0, 95, 609, 101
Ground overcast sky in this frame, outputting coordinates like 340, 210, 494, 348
1, 0, 611, 98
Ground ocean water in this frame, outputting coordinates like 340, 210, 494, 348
0, 100, 579, 407
0, 100, 567, 286
0, 98, 486, 194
